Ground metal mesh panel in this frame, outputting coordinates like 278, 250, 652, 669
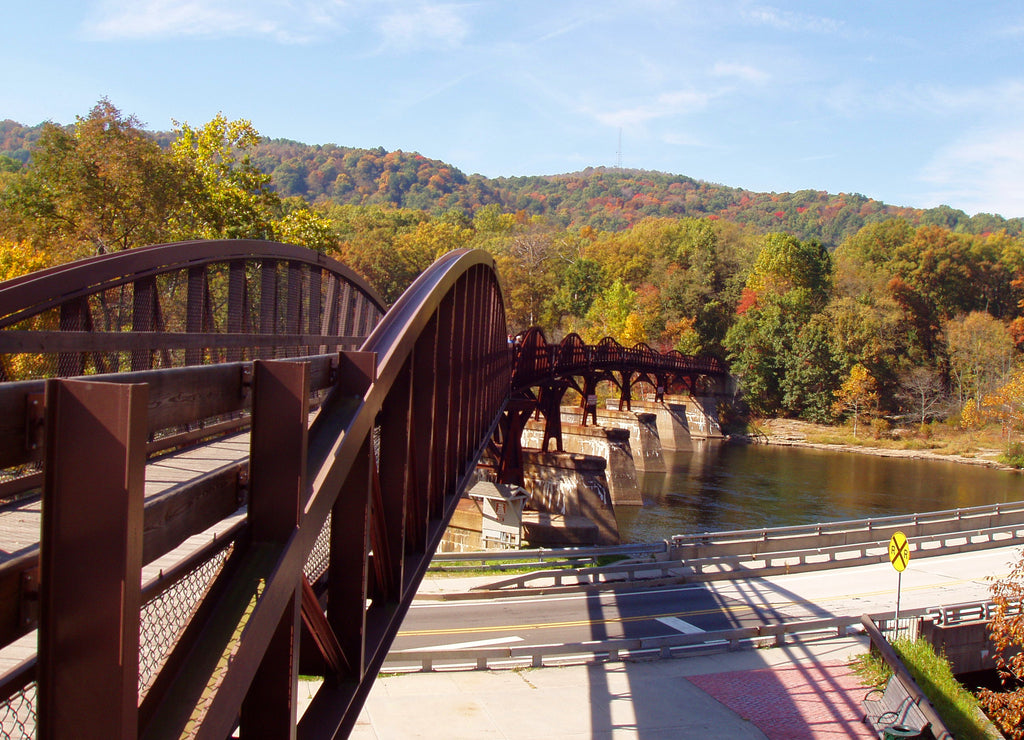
138, 541, 234, 698
0, 681, 36, 739
304, 512, 332, 584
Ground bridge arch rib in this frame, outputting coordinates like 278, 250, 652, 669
0, 239, 386, 379
135, 247, 510, 738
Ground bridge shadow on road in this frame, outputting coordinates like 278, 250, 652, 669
585, 576, 876, 739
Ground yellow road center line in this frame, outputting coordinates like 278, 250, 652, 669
398, 570, 1005, 638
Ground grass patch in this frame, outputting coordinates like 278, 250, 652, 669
794, 420, 1008, 461
850, 637, 999, 739
998, 441, 1024, 469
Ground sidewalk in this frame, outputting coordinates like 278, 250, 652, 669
312, 636, 874, 739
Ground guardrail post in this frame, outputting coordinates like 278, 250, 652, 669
38, 378, 147, 740
240, 360, 309, 738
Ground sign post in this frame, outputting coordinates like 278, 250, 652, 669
888, 530, 910, 635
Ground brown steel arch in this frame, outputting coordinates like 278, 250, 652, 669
0, 239, 386, 380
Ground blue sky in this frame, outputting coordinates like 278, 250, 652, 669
4, 1, 1024, 217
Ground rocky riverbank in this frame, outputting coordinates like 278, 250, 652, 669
751, 418, 1021, 473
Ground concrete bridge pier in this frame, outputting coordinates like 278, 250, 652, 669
628, 395, 723, 449
561, 408, 665, 473
519, 451, 619, 546
522, 420, 643, 506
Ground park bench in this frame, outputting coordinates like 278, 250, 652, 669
862, 675, 932, 738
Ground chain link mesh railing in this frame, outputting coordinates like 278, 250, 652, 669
304, 513, 332, 585
138, 541, 235, 698
0, 680, 35, 739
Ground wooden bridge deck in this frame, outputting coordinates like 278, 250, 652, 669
0, 433, 251, 565
0, 433, 253, 677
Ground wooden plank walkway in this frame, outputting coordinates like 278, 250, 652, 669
0, 433, 252, 565
0, 432, 254, 678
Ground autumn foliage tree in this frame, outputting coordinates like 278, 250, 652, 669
979, 548, 1024, 738
832, 364, 878, 437
0, 99, 186, 259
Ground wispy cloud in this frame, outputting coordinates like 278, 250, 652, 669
741, 4, 841, 34
712, 61, 769, 84
824, 79, 1024, 119
919, 127, 1024, 217
595, 89, 712, 129
377, 4, 470, 51
82, 0, 474, 48
83, 0, 352, 43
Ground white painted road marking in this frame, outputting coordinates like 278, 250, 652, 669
405, 636, 524, 652
657, 616, 705, 634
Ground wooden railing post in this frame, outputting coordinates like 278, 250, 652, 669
240, 359, 309, 738
38, 378, 148, 740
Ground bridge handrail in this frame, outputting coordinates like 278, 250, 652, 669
0, 353, 341, 471
510, 328, 726, 393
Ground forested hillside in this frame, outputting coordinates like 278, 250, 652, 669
3, 117, 1021, 248
4, 101, 1024, 450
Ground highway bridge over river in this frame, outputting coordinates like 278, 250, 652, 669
0, 241, 728, 738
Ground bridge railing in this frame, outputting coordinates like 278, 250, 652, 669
0, 240, 385, 380
0, 353, 349, 658
509, 329, 726, 393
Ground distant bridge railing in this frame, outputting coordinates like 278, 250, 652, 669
510, 328, 726, 393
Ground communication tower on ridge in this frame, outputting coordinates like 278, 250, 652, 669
616, 127, 623, 171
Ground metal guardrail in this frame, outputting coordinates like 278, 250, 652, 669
430, 542, 664, 565
461, 502, 1024, 591
384, 606, 945, 673
667, 500, 1024, 556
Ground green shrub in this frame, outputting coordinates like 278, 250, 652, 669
998, 441, 1024, 469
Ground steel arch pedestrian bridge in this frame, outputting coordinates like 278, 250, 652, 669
0, 241, 727, 738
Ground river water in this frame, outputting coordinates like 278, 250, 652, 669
614, 440, 1024, 543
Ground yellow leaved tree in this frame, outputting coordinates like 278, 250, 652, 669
832, 363, 878, 437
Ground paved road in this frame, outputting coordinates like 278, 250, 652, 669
394, 544, 1020, 655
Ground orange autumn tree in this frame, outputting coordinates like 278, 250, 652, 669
979, 547, 1024, 738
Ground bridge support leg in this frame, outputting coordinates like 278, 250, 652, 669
38, 378, 148, 740
240, 360, 309, 738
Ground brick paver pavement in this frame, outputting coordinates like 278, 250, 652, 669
687, 661, 876, 739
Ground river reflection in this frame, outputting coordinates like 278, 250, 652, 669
615, 440, 1024, 543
